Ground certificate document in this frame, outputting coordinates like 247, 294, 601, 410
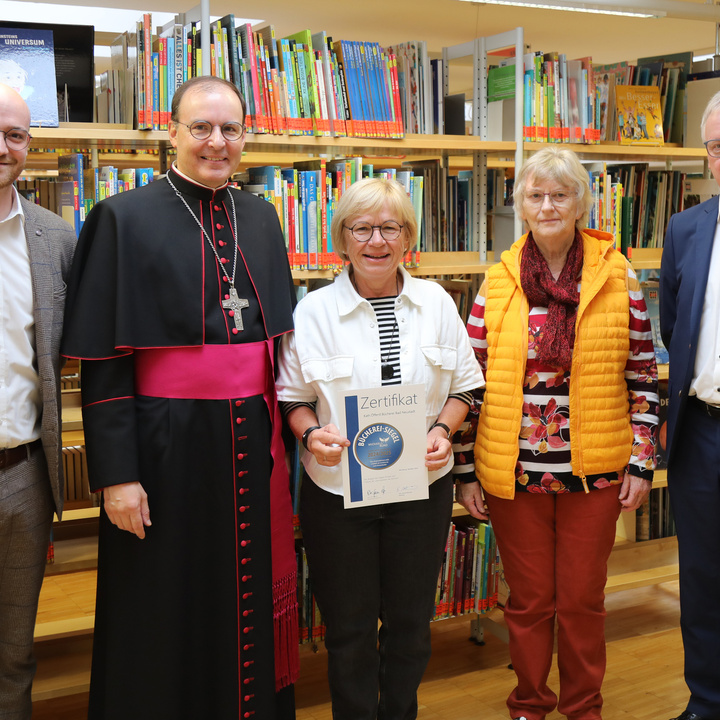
341, 383, 428, 508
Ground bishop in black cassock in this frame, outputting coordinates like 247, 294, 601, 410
62, 152, 299, 717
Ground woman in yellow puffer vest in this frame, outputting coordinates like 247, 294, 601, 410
456, 147, 659, 720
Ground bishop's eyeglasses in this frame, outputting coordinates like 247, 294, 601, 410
704, 139, 720, 158
175, 120, 246, 141
0, 128, 31, 151
344, 221, 404, 242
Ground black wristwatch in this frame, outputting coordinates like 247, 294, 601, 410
431, 421, 451, 439
302, 425, 322, 450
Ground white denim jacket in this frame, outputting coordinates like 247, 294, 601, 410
276, 266, 484, 495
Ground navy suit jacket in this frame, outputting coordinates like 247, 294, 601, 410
659, 194, 719, 463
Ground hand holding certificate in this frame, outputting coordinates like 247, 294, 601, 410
340, 383, 428, 508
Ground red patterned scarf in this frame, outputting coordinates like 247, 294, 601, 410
520, 231, 583, 371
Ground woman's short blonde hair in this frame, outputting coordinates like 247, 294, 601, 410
513, 146, 593, 229
330, 177, 418, 261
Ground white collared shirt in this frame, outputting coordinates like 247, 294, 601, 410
276, 266, 484, 495
0, 187, 41, 449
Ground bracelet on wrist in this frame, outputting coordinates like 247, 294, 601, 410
430, 421, 451, 439
301, 425, 322, 450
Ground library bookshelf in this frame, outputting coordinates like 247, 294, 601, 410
31, 40, 687, 696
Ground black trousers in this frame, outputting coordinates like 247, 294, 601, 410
299, 473, 453, 720
668, 398, 720, 719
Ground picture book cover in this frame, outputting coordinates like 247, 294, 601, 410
615, 85, 664, 146
1, 21, 95, 123
0, 26, 59, 126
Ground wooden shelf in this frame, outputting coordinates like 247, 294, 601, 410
35, 615, 95, 643
606, 563, 678, 593
525, 140, 707, 163
28, 124, 706, 162
29, 123, 515, 157
32, 634, 92, 702
30, 124, 170, 151
291, 251, 492, 281
409, 251, 490, 276
46, 536, 98, 575
627, 246, 663, 269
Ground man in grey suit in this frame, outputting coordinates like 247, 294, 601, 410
0, 84, 76, 719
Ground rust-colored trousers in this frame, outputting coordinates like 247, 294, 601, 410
486, 485, 621, 720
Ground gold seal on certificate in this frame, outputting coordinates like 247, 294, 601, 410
341, 384, 428, 508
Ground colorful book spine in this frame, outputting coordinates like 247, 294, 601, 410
143, 13, 154, 131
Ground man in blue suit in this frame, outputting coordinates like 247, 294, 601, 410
660, 90, 720, 720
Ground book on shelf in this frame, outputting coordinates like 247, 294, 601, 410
1, 21, 95, 123
684, 177, 719, 209
635, 59, 663, 88
296, 541, 325, 644
311, 30, 342, 136
433, 520, 500, 620
636, 485, 675, 541
286, 30, 328, 136
0, 26, 59, 127
641, 281, 669, 366
385, 40, 432, 135
237, 158, 428, 270
636, 51, 693, 144
655, 378, 669, 472
112, 15, 424, 138
16, 178, 58, 214
443, 93, 465, 136
57, 153, 86, 236
615, 85, 664, 147
508, 49, 599, 145
592, 60, 637, 141
605, 162, 685, 252
430, 278, 473, 322
585, 162, 623, 245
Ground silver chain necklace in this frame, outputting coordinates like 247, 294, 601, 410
166, 173, 249, 332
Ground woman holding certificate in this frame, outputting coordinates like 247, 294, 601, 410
456, 146, 659, 720
277, 178, 483, 720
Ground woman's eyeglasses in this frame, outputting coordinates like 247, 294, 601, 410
344, 221, 404, 242
524, 191, 576, 207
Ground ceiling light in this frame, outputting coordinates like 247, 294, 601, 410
462, 0, 661, 16
460, 0, 720, 21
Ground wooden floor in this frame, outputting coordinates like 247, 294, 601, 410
31, 577, 687, 720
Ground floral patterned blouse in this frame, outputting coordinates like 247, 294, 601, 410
455, 263, 659, 494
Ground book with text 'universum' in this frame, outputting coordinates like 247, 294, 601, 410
0, 27, 59, 127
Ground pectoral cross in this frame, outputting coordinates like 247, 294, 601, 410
223, 287, 249, 332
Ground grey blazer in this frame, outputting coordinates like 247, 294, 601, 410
19, 194, 77, 518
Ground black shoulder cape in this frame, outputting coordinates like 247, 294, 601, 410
62, 169, 295, 359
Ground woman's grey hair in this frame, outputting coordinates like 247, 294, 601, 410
330, 177, 418, 261
513, 146, 593, 229
701, 89, 720, 142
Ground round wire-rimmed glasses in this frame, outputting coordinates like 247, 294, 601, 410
344, 221, 404, 242
174, 120, 246, 141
